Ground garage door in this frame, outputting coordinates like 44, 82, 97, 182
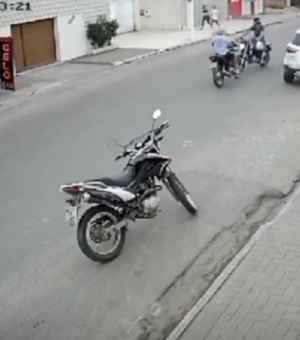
11, 19, 56, 72
110, 0, 134, 34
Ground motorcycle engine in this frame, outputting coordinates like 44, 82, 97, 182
143, 196, 160, 216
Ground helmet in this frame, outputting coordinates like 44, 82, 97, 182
215, 28, 226, 35
253, 17, 260, 23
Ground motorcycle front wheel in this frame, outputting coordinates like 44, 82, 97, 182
77, 205, 126, 263
167, 173, 197, 215
260, 51, 270, 67
236, 55, 246, 72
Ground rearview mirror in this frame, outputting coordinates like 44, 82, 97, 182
152, 109, 161, 120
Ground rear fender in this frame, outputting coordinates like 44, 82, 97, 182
60, 182, 84, 203
210, 55, 224, 69
84, 185, 135, 204
210, 55, 223, 63
83, 187, 128, 207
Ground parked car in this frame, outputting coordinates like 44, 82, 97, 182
283, 28, 300, 83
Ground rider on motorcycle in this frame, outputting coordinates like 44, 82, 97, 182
212, 29, 238, 76
250, 17, 264, 38
249, 17, 266, 57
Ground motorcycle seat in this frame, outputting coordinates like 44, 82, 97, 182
85, 166, 135, 188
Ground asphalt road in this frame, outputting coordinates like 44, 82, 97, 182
1, 19, 300, 340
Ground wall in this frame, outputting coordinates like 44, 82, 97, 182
110, 0, 135, 33
0, 26, 11, 37
55, 15, 86, 61
215, 0, 229, 20
241, 0, 263, 15
266, 0, 285, 7
185, 0, 229, 29
179, 0, 187, 28
138, 0, 228, 30
139, 0, 180, 30
1, 0, 110, 59
257, 0, 264, 13
1, 0, 110, 29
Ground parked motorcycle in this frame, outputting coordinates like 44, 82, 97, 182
209, 42, 240, 88
60, 110, 197, 263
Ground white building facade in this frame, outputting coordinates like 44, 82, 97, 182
138, 0, 229, 30
0, 0, 135, 72
138, 0, 264, 30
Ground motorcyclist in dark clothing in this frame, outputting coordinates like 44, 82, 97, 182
250, 17, 264, 38
249, 17, 266, 62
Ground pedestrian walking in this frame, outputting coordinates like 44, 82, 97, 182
201, 5, 212, 29
211, 5, 220, 27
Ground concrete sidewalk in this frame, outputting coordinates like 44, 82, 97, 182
167, 186, 300, 340
114, 11, 300, 51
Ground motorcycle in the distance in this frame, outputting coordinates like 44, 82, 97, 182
60, 109, 197, 263
209, 42, 240, 88
237, 34, 272, 70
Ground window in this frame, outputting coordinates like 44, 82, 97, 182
292, 32, 300, 46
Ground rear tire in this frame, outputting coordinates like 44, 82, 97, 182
77, 205, 126, 263
283, 70, 294, 83
212, 67, 224, 88
168, 173, 197, 215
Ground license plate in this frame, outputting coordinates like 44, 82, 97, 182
65, 205, 78, 227
210, 62, 217, 68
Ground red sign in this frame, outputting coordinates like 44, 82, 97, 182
0, 37, 15, 91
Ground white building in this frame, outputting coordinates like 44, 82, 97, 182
138, 0, 264, 30
0, 0, 135, 72
138, 0, 228, 30
0, 0, 264, 72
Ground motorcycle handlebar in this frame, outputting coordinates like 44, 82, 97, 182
115, 121, 170, 161
115, 152, 127, 161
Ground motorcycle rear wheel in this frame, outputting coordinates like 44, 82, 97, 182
212, 67, 224, 88
77, 205, 126, 263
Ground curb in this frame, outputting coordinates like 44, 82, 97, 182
165, 182, 300, 340
112, 38, 211, 67
112, 42, 202, 67
91, 44, 118, 55
15, 46, 118, 77
111, 19, 285, 68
